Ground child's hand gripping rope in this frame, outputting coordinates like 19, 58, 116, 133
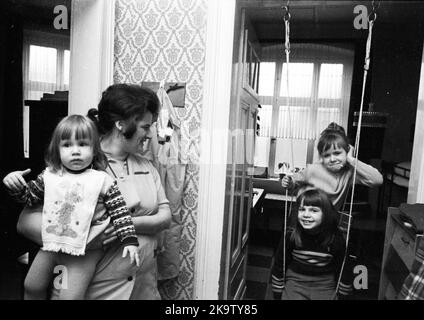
280, 164, 294, 189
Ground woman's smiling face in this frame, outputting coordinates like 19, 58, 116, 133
123, 112, 153, 155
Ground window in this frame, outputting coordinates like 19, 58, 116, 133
255, 43, 354, 176
258, 62, 275, 96
23, 30, 70, 157
280, 63, 314, 98
25, 45, 70, 100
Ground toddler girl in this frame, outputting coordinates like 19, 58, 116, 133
3, 115, 140, 299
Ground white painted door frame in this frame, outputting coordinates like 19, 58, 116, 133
194, 0, 236, 299
408, 42, 424, 204
68, 0, 115, 115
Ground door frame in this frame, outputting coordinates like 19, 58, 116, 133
408, 41, 424, 204
68, 0, 115, 115
194, 0, 236, 299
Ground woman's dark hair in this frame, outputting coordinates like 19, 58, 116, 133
45, 114, 107, 172
87, 84, 160, 139
290, 189, 339, 249
317, 122, 349, 155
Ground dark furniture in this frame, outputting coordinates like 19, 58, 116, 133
24, 96, 68, 177
378, 161, 410, 217
379, 207, 423, 300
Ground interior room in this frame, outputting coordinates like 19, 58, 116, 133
236, 0, 424, 300
0, 0, 424, 301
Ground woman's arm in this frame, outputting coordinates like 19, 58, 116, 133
132, 203, 171, 235
102, 203, 171, 246
16, 205, 43, 246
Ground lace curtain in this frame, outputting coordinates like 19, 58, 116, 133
258, 42, 354, 139
22, 30, 70, 157
255, 42, 354, 170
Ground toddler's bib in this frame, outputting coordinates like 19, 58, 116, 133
41, 169, 106, 255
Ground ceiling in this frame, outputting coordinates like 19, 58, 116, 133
4, 0, 72, 18
3, 0, 72, 33
8, 0, 72, 9
242, 1, 424, 42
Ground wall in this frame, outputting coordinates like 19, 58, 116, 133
114, 0, 207, 300
0, 4, 27, 262
370, 24, 424, 163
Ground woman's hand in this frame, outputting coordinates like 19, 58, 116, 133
122, 245, 140, 267
101, 224, 118, 246
17, 205, 43, 245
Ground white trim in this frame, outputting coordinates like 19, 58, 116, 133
69, 0, 115, 115
408, 46, 424, 204
101, 0, 116, 91
194, 0, 236, 300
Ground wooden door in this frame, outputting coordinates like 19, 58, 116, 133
222, 7, 259, 299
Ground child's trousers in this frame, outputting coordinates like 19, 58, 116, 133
24, 249, 103, 300
282, 268, 337, 300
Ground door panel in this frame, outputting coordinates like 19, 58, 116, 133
224, 6, 260, 299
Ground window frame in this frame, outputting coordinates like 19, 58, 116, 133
257, 50, 352, 177
23, 30, 70, 99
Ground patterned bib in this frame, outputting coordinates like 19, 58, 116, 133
41, 169, 107, 256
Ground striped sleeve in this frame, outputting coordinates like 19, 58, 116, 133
103, 181, 139, 247
9, 171, 45, 207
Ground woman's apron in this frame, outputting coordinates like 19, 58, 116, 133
85, 157, 161, 300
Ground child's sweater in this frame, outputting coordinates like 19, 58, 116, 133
293, 161, 383, 211
10, 168, 138, 255
271, 227, 354, 298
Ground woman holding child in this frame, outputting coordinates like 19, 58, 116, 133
17, 84, 171, 299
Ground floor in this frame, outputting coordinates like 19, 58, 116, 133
245, 245, 274, 300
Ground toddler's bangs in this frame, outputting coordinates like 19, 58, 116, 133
59, 120, 94, 142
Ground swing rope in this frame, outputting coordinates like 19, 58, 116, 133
334, 0, 379, 297
282, 0, 294, 285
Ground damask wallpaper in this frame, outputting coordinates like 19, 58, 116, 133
114, 0, 207, 300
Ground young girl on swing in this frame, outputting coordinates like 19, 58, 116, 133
275, 123, 383, 299
272, 189, 354, 300
281, 122, 383, 211
3, 115, 140, 299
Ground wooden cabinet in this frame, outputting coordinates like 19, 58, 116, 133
25, 99, 68, 176
379, 207, 423, 299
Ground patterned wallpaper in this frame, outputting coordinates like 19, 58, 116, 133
114, 0, 207, 300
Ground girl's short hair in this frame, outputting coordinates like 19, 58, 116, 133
290, 189, 339, 249
87, 84, 160, 139
45, 115, 107, 172
317, 122, 349, 154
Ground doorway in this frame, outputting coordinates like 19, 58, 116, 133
220, 0, 424, 300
